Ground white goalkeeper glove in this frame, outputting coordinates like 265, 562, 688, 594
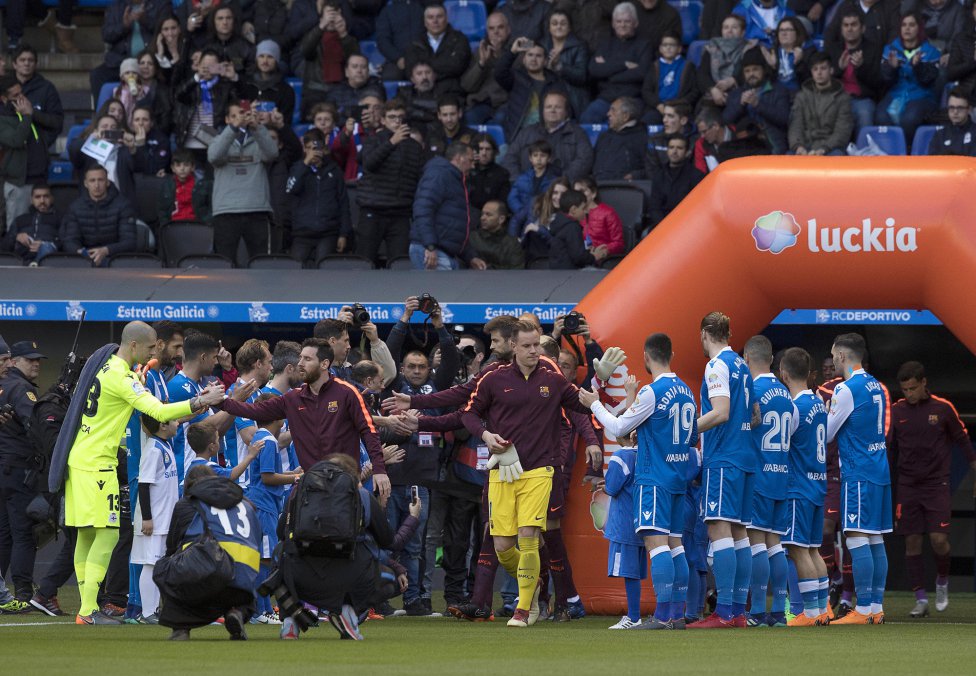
593, 346, 627, 382
485, 445, 523, 483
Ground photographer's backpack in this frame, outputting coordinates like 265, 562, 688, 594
285, 460, 364, 558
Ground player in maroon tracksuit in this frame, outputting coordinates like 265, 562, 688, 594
888, 361, 976, 617
818, 358, 890, 616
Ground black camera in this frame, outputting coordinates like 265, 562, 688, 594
351, 303, 370, 326
562, 311, 585, 334
418, 293, 438, 315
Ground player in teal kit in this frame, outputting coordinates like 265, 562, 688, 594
692, 312, 755, 628
743, 336, 798, 627
778, 348, 831, 626
827, 334, 891, 625
583, 333, 697, 630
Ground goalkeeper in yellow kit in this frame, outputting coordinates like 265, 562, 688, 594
66, 321, 225, 624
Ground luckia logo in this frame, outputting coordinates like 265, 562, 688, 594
752, 211, 800, 254
752, 211, 919, 254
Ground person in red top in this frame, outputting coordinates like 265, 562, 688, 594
217, 338, 390, 499
157, 149, 212, 228
461, 321, 591, 628
573, 177, 625, 256
888, 361, 976, 618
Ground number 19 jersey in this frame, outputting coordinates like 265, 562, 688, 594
634, 373, 697, 492
701, 347, 754, 472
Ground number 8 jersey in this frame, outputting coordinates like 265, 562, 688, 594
826, 369, 890, 486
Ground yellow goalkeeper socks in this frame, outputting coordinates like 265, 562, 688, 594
497, 545, 521, 579
516, 536, 540, 612
78, 527, 120, 616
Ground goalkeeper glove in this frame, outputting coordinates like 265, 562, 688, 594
593, 346, 626, 382
485, 445, 523, 483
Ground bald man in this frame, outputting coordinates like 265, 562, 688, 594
65, 321, 226, 624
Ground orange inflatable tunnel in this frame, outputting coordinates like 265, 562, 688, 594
564, 157, 976, 615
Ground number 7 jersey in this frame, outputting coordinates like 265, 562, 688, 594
826, 369, 890, 485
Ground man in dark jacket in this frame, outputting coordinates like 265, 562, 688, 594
285, 128, 352, 264
723, 46, 791, 154
648, 134, 704, 228
634, 0, 683, 54
826, 11, 885, 132
593, 96, 649, 180
376, 0, 426, 80
397, 62, 442, 134
501, 91, 593, 181
173, 50, 242, 153
404, 3, 471, 97
89, 0, 170, 100
426, 96, 476, 157
495, 40, 563, 144
203, 5, 257, 76
12, 46, 62, 202
2, 183, 60, 265
0, 340, 45, 602
355, 99, 426, 265
299, 1, 360, 114
788, 52, 853, 156
460, 12, 512, 125
928, 89, 976, 156
469, 200, 525, 269
325, 54, 386, 119
61, 166, 137, 266
824, 0, 899, 53
383, 301, 460, 615
581, 3, 652, 123
409, 143, 486, 270
0, 74, 36, 229
549, 189, 608, 269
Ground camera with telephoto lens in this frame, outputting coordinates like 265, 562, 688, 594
418, 293, 438, 315
351, 303, 371, 326
562, 311, 585, 335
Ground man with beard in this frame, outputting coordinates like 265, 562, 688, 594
216, 339, 390, 500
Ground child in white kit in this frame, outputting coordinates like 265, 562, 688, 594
130, 414, 179, 622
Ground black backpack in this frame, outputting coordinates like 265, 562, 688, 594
285, 460, 364, 558
153, 501, 235, 602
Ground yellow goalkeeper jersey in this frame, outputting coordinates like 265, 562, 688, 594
67, 354, 194, 471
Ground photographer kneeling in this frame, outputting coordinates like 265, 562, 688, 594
158, 465, 262, 641
269, 454, 420, 640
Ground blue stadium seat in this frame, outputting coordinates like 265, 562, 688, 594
856, 126, 907, 156
584, 124, 607, 146
445, 0, 487, 41
384, 80, 410, 100
47, 161, 74, 185
474, 124, 505, 147
647, 125, 663, 135
96, 82, 119, 111
911, 125, 941, 156
668, 1, 702, 45
687, 40, 707, 67
941, 81, 958, 108
61, 123, 89, 160
287, 78, 303, 124
359, 40, 384, 70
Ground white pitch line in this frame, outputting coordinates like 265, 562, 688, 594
0, 621, 73, 627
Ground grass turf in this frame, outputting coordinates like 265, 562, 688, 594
2, 590, 974, 674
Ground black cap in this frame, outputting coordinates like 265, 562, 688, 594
0, 334, 9, 356
10, 341, 46, 359
741, 46, 766, 71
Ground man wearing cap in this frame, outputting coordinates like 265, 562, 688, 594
0, 340, 45, 603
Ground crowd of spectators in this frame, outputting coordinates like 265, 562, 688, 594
2, 0, 976, 270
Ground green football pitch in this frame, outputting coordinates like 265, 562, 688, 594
2, 589, 974, 675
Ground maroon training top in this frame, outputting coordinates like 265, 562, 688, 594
888, 393, 975, 486
219, 377, 386, 473
409, 357, 561, 410
461, 361, 590, 471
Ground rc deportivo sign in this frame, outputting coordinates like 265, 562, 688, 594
752, 211, 919, 254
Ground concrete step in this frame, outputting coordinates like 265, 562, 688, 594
24, 24, 105, 55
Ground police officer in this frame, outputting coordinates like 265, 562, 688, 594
0, 340, 45, 602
